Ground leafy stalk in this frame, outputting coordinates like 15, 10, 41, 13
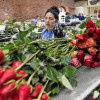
27, 66, 41, 85
15, 50, 40, 71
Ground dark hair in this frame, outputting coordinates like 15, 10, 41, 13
36, 15, 39, 19
45, 6, 60, 20
65, 12, 69, 15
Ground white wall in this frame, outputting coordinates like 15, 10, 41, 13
75, 7, 89, 16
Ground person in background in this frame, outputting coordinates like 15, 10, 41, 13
34, 15, 40, 26
65, 12, 71, 25
76, 13, 85, 21
41, 6, 66, 40
98, 14, 100, 19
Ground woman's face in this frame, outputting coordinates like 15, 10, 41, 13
44, 12, 58, 30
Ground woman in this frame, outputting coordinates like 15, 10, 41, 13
34, 15, 40, 26
41, 6, 66, 40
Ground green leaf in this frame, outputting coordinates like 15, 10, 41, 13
66, 65, 76, 77
30, 58, 41, 70
79, 22, 86, 29
51, 85, 59, 94
64, 56, 72, 66
86, 17, 91, 22
25, 37, 31, 44
68, 77, 77, 87
38, 42, 47, 49
57, 56, 65, 65
96, 20, 100, 24
22, 66, 33, 74
60, 75, 73, 90
32, 77, 39, 85
17, 31, 27, 40
98, 25, 100, 28
29, 45, 36, 53
12, 19, 16, 23
3, 43, 14, 50
14, 40, 22, 46
30, 32, 37, 39
79, 30, 83, 34
3, 49, 9, 55
47, 67, 58, 82
60, 65, 76, 77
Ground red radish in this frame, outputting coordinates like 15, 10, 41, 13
0, 81, 15, 95
34, 84, 42, 91
15, 70, 25, 80
18, 84, 30, 100
0, 68, 16, 84
31, 89, 40, 98
0, 49, 4, 60
11, 61, 22, 69
41, 93, 48, 100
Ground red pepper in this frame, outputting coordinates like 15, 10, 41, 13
40, 93, 48, 100
0, 67, 3, 77
34, 83, 42, 91
11, 61, 22, 69
18, 84, 30, 100
31, 89, 40, 98
25, 96, 32, 100
0, 81, 15, 95
15, 70, 25, 80
0, 68, 16, 84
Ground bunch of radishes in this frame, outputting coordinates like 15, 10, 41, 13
0, 49, 48, 100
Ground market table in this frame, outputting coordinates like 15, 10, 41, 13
53, 66, 100, 100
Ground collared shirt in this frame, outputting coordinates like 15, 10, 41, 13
41, 29, 53, 40
65, 16, 71, 22
76, 16, 84, 20
41, 29, 66, 41
34, 19, 38, 26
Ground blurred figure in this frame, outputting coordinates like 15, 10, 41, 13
76, 13, 85, 21
34, 15, 40, 26
65, 12, 71, 25
98, 14, 100, 19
